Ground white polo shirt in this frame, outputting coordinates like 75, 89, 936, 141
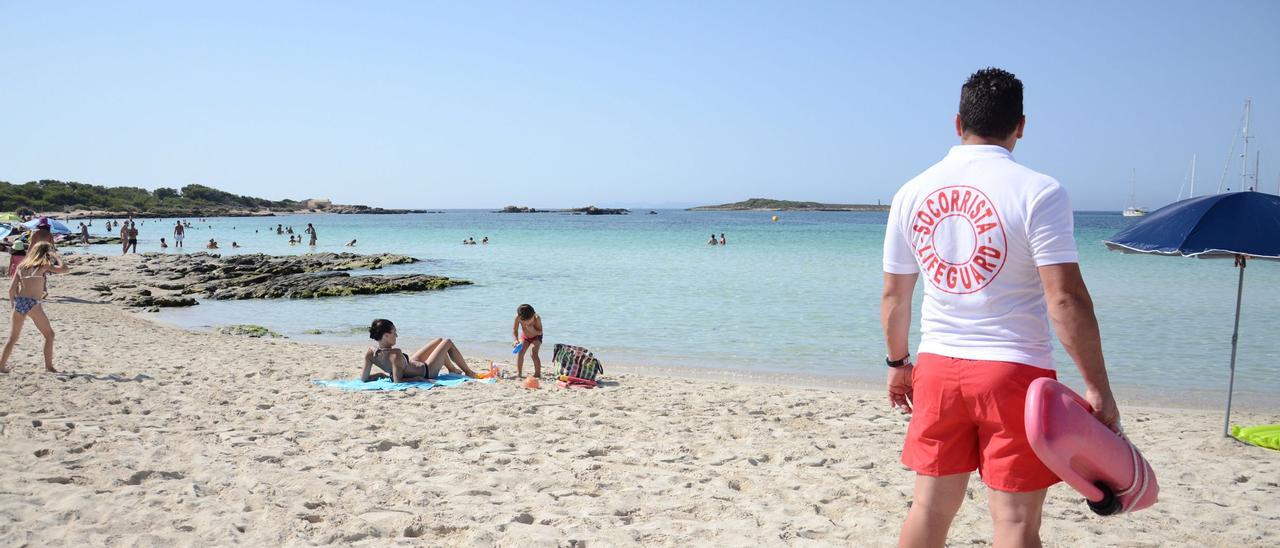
883, 145, 1078, 370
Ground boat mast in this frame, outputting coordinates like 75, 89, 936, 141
1182, 154, 1192, 197
1255, 151, 1260, 192
1218, 100, 1249, 194
1242, 98, 1252, 191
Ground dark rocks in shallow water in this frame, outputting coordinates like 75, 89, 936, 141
209, 271, 468, 300
57, 236, 121, 247
217, 325, 284, 338
94, 252, 469, 307
498, 205, 539, 213
125, 295, 199, 308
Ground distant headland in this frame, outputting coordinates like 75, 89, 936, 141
2, 179, 425, 218
688, 198, 889, 212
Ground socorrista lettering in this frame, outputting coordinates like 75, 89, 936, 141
908, 185, 1007, 295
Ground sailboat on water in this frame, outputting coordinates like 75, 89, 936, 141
1216, 98, 1259, 194
1123, 169, 1147, 217
1176, 154, 1198, 202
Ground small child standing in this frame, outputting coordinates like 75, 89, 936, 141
512, 304, 543, 378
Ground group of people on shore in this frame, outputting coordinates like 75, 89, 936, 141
2, 217, 58, 278
60, 218, 333, 252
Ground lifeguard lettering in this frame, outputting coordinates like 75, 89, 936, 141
909, 185, 1007, 294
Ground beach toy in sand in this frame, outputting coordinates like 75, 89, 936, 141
522, 376, 540, 389
557, 375, 597, 388
474, 363, 499, 380
771, 215, 779, 222
1025, 378, 1158, 515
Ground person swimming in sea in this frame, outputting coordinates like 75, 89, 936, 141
707, 233, 718, 245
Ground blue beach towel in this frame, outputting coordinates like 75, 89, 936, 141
312, 373, 495, 391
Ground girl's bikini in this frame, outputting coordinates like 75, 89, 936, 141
13, 267, 47, 316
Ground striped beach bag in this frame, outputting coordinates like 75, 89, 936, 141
552, 344, 604, 382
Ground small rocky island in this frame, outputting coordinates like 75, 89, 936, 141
567, 206, 628, 215
497, 205, 628, 215
67, 252, 470, 310
688, 198, 888, 212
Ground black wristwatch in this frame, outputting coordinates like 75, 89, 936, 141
886, 353, 911, 368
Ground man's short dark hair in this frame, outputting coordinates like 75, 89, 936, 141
959, 67, 1023, 139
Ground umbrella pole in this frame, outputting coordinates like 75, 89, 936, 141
1223, 255, 1246, 437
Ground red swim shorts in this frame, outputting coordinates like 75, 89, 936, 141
901, 353, 1060, 492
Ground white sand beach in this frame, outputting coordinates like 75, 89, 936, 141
1, 254, 1278, 547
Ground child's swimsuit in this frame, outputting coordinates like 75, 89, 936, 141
13, 266, 48, 315
13, 296, 38, 315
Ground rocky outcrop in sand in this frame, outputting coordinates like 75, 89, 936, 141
66, 252, 469, 309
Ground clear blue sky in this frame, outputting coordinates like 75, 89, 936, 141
2, 1, 1277, 210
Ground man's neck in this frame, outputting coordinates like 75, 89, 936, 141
960, 134, 1016, 152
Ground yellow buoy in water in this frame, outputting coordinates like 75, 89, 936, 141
771, 215, 779, 222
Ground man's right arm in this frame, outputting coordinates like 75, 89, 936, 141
1039, 262, 1120, 429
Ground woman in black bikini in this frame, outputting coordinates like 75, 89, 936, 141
361, 319, 479, 382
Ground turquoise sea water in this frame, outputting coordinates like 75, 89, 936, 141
79, 210, 1279, 409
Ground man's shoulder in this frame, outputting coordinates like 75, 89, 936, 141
892, 162, 946, 203
1004, 160, 1061, 190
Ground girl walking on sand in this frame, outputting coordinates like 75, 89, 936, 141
1, 242, 71, 373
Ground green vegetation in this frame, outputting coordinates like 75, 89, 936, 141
0, 179, 304, 215
688, 198, 889, 212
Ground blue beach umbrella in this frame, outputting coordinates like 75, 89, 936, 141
21, 217, 74, 235
1103, 191, 1280, 436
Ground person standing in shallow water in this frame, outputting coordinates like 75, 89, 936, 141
881, 67, 1120, 548
126, 221, 139, 254
119, 221, 130, 255
707, 233, 717, 245
173, 220, 185, 248
305, 223, 317, 246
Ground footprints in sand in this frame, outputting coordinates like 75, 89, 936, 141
121, 470, 185, 485
368, 439, 420, 452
